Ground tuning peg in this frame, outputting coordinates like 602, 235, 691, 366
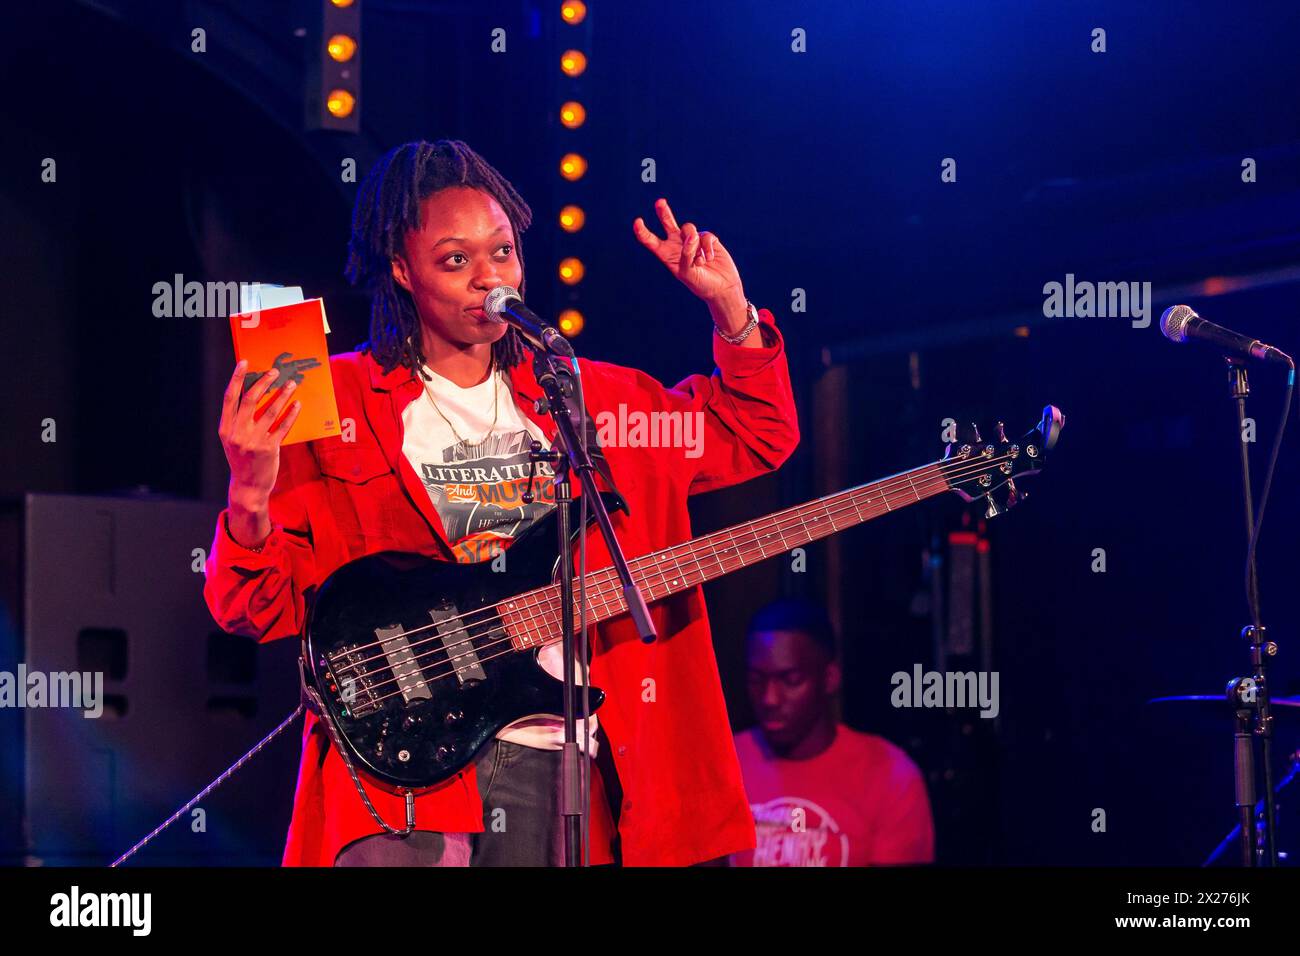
996, 421, 1007, 443
970, 423, 982, 444
1005, 479, 1019, 508
984, 494, 1002, 519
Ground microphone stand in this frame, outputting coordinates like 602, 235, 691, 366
1224, 358, 1279, 866
1204, 749, 1298, 866
528, 346, 658, 867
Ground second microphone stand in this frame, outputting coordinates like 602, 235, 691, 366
1224, 357, 1280, 866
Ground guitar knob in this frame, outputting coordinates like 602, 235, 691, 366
435, 744, 455, 762
401, 715, 418, 732
444, 709, 464, 726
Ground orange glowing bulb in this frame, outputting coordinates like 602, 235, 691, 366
561, 1, 587, 25
558, 205, 585, 232
559, 101, 586, 129
558, 258, 585, 284
327, 34, 357, 62
559, 153, 587, 181
558, 309, 585, 335
560, 50, 588, 77
326, 89, 356, 118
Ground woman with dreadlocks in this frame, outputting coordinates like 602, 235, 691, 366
205, 139, 799, 866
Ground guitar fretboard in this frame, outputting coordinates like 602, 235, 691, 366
498, 460, 954, 650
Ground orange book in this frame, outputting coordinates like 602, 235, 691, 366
229, 297, 340, 445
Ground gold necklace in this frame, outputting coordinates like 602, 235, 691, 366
422, 363, 500, 446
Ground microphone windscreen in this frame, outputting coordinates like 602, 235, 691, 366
1160, 304, 1197, 343
483, 285, 522, 320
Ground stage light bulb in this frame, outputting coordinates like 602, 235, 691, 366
327, 34, 357, 62
560, 50, 588, 77
559, 153, 587, 181
330, 0, 355, 7
558, 258, 585, 284
558, 309, 585, 335
326, 89, 356, 118
561, 1, 587, 25
559, 101, 586, 129
558, 205, 585, 232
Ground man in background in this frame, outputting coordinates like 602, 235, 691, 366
731, 598, 934, 866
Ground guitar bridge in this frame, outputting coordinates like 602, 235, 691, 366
325, 644, 383, 718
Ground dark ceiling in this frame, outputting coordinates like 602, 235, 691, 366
15, 0, 1299, 371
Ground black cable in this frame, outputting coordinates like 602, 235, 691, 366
1242, 360, 1293, 867
1244, 364, 1294, 619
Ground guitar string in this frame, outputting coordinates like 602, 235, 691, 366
322, 450, 1003, 671
322, 447, 1013, 702
326, 451, 1020, 698
339, 455, 1024, 709
345, 473, 956, 707
326, 450, 1009, 671
347, 465, 1006, 711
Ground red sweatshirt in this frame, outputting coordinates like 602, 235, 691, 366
202, 309, 799, 866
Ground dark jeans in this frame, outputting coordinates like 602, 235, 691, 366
333, 740, 564, 867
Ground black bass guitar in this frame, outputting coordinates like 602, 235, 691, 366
301, 407, 1064, 791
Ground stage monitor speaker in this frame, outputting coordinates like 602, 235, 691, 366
2, 493, 302, 865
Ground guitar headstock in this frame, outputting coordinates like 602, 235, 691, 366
943, 405, 1064, 518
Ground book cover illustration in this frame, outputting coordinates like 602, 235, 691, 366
228, 297, 340, 445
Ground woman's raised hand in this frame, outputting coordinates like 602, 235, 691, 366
219, 360, 302, 511
633, 197, 745, 307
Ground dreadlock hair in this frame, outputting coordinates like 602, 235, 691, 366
346, 139, 533, 380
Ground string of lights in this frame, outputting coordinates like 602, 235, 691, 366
309, 0, 361, 132
556, 1, 590, 337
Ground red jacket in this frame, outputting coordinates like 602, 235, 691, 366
203, 308, 799, 866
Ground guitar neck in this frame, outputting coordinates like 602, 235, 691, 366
503, 459, 955, 649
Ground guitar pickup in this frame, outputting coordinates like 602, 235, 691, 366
428, 605, 488, 686
374, 623, 433, 705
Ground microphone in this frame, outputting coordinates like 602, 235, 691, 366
483, 286, 575, 357
1160, 305, 1293, 366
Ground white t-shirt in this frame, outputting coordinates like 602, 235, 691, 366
400, 363, 597, 753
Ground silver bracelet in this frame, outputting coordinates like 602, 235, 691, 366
714, 302, 760, 345
226, 512, 269, 553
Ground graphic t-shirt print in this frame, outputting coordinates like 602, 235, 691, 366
415, 430, 556, 564
750, 797, 850, 867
